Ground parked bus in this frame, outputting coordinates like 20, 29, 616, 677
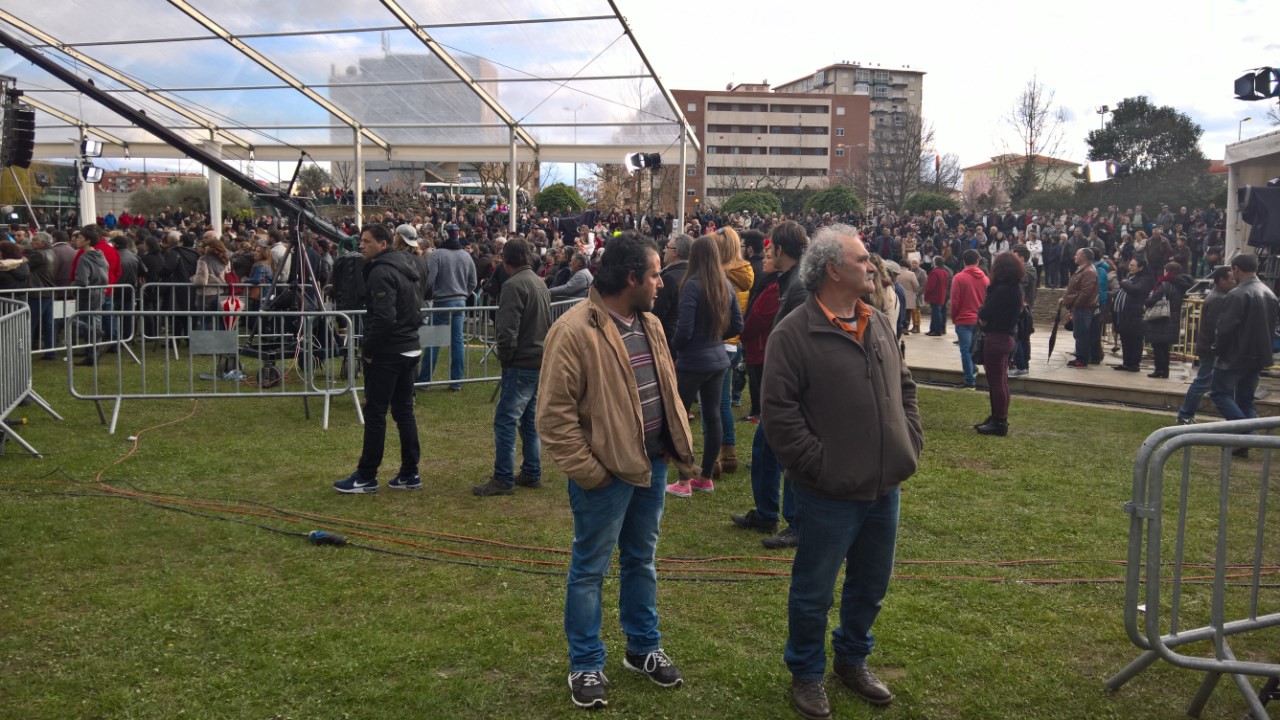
419, 181, 486, 198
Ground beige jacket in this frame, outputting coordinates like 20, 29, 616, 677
537, 288, 697, 489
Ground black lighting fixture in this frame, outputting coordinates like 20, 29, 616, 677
1235, 67, 1279, 101
80, 138, 102, 158
624, 152, 662, 173
80, 163, 102, 183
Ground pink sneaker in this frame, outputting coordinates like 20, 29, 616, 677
689, 477, 715, 493
665, 481, 692, 498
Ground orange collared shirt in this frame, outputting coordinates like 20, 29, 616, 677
815, 295, 874, 343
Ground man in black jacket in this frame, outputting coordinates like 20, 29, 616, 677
334, 224, 425, 494
653, 233, 691, 347
1209, 253, 1280, 433
474, 238, 552, 496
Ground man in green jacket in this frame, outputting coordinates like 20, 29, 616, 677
762, 225, 924, 720
474, 238, 553, 496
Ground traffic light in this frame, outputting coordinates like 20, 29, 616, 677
1235, 67, 1279, 101
1, 89, 36, 169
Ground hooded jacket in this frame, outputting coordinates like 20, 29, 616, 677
361, 248, 424, 357
949, 264, 989, 324
723, 259, 754, 344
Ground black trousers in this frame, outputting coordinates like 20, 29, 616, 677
1120, 332, 1144, 368
746, 362, 763, 417
358, 353, 420, 480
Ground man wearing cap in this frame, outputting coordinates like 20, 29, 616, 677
422, 222, 477, 390
395, 224, 429, 307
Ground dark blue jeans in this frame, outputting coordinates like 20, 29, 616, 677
1210, 366, 1262, 421
1177, 356, 1215, 421
749, 422, 793, 524
955, 324, 976, 385
29, 296, 54, 355
421, 298, 466, 386
786, 486, 900, 680
565, 458, 667, 672
929, 304, 946, 335
357, 353, 420, 480
491, 367, 541, 487
1071, 309, 1093, 363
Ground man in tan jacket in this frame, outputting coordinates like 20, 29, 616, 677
537, 232, 697, 711
1059, 248, 1099, 368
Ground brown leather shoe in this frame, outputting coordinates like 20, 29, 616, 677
833, 661, 893, 706
791, 679, 831, 720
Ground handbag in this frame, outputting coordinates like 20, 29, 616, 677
1143, 296, 1170, 322
970, 325, 986, 364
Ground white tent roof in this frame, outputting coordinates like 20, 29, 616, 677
0, 0, 697, 165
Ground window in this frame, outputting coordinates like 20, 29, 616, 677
836, 168, 845, 177
707, 146, 717, 154
839, 86, 849, 93
835, 148, 845, 157
687, 167, 696, 176
687, 189, 696, 196
687, 102, 697, 112
836, 107, 846, 116
873, 69, 890, 84
855, 69, 870, 83
893, 114, 904, 127
873, 86, 889, 99
836, 128, 845, 137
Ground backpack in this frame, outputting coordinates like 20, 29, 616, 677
330, 253, 367, 310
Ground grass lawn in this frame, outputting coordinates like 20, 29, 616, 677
1, 356, 1276, 720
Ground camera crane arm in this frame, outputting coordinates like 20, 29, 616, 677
0, 26, 353, 247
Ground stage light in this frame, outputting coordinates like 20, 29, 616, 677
81, 138, 103, 158
81, 163, 102, 183
624, 152, 662, 173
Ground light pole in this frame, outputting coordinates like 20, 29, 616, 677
563, 102, 587, 189
1095, 105, 1110, 129
1240, 116, 1253, 141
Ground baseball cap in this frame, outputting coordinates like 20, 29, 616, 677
395, 224, 419, 247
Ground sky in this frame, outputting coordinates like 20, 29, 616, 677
621, 0, 1280, 167
4, 0, 1278, 184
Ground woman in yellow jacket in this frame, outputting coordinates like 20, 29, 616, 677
713, 227, 753, 475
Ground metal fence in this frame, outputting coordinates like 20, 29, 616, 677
5, 283, 139, 362
1107, 417, 1280, 718
0, 297, 62, 457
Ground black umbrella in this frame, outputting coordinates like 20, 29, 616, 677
1046, 305, 1063, 363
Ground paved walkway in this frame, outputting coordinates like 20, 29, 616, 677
901, 319, 1279, 417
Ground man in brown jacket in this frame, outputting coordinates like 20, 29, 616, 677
1059, 248, 1099, 368
762, 226, 923, 720
537, 232, 698, 711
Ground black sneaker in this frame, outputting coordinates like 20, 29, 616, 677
333, 472, 378, 494
762, 526, 798, 549
623, 649, 683, 688
472, 477, 515, 496
730, 509, 778, 533
388, 472, 422, 490
568, 670, 608, 709
514, 472, 542, 489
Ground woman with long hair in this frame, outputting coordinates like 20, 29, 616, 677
1142, 261, 1193, 378
713, 226, 753, 475
192, 237, 228, 330
666, 235, 743, 498
974, 252, 1024, 436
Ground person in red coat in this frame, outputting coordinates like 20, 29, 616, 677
923, 256, 951, 336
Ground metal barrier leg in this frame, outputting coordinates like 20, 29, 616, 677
0, 422, 44, 457
108, 398, 122, 435
24, 390, 62, 422
351, 388, 364, 426
322, 395, 330, 430
94, 399, 106, 426
1186, 671, 1221, 717
1105, 650, 1162, 690
303, 395, 311, 420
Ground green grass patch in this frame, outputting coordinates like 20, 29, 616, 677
1, 361, 1276, 719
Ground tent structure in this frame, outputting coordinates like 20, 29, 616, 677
0, 0, 698, 229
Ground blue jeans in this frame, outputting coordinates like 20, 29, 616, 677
749, 422, 794, 524
421, 298, 466, 385
29, 296, 54, 354
955, 323, 976, 385
492, 367, 541, 487
1210, 366, 1262, 421
720, 362, 736, 447
786, 486, 900, 680
929, 304, 946, 335
1071, 309, 1093, 362
1012, 335, 1031, 370
565, 458, 668, 672
1177, 357, 1215, 420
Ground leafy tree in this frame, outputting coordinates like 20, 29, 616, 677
128, 179, 252, 218
533, 183, 586, 213
805, 185, 864, 215
902, 191, 958, 214
773, 187, 817, 216
1081, 96, 1218, 209
296, 165, 330, 197
1021, 187, 1076, 213
721, 190, 781, 217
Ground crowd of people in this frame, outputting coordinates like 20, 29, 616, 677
3, 190, 1274, 720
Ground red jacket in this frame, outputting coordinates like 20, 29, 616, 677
924, 267, 949, 305
71, 240, 122, 296
741, 278, 780, 365
950, 265, 989, 325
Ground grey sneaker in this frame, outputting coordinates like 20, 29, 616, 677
472, 477, 515, 496
623, 649, 683, 688
568, 670, 608, 709
514, 472, 542, 489
762, 525, 798, 549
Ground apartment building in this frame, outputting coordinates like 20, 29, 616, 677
672, 85, 870, 216
773, 61, 925, 138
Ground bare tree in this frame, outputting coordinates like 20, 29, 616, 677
853, 110, 935, 211
330, 161, 356, 192
920, 152, 963, 195
1267, 99, 1280, 126
995, 75, 1068, 205
466, 161, 540, 201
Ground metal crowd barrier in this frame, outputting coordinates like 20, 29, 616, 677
0, 297, 62, 457
66, 307, 359, 435
1177, 295, 1203, 363
1107, 417, 1280, 718
8, 283, 139, 362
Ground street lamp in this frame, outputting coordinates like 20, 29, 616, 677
563, 102, 587, 189
1240, 116, 1253, 141
1095, 105, 1110, 129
